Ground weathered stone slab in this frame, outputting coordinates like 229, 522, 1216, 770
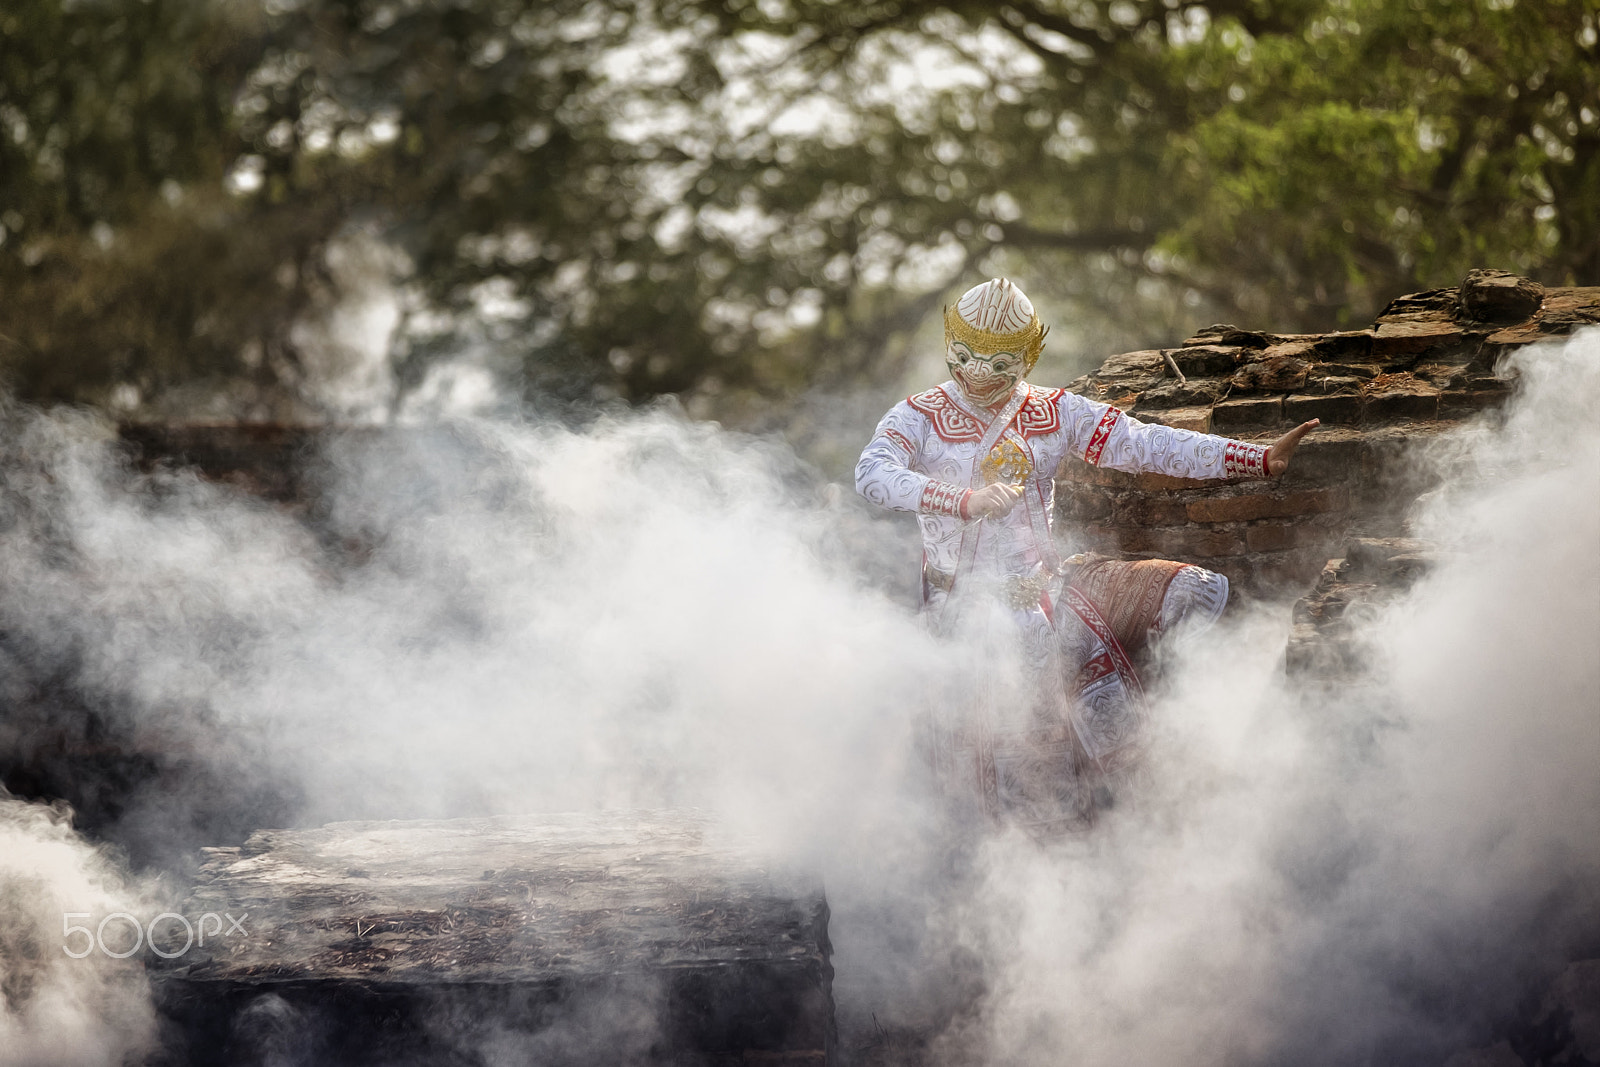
1169, 345, 1243, 377
1181, 325, 1273, 349
1134, 405, 1212, 432
1230, 349, 1310, 393
1133, 380, 1222, 410
1371, 318, 1470, 361
158, 812, 826, 984
120, 422, 323, 503
1440, 390, 1512, 416
1285, 393, 1362, 425
1053, 272, 1583, 596
151, 811, 832, 1064
1212, 396, 1284, 429
1537, 287, 1600, 331
1306, 330, 1373, 361
1362, 374, 1441, 421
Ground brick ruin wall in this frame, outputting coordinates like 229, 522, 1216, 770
1054, 270, 1600, 597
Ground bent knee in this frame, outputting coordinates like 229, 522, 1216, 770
1160, 565, 1229, 632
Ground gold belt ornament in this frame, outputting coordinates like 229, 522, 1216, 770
1004, 572, 1056, 609
925, 567, 1057, 610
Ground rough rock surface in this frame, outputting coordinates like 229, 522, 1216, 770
1058, 272, 1598, 595
1284, 536, 1447, 684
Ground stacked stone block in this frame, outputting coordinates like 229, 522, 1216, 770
1057, 270, 1599, 596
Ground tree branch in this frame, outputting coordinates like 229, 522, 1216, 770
1001, 223, 1155, 252
997, 2, 1110, 59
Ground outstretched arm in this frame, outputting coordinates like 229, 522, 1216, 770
1062, 392, 1317, 481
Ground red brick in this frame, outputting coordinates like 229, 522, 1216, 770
1114, 496, 1191, 525
1187, 493, 1272, 523
1133, 471, 1227, 491
1201, 559, 1251, 591
1251, 547, 1342, 590
1245, 522, 1296, 552
1485, 324, 1552, 346
1058, 488, 1113, 522
1230, 353, 1310, 393
1078, 524, 1125, 551
1241, 522, 1345, 554
1060, 463, 1138, 488
1307, 331, 1373, 361
1062, 462, 1229, 491
1095, 349, 1165, 378
1415, 362, 1471, 388
1185, 487, 1349, 523
1185, 526, 1248, 557
1278, 430, 1364, 484
1084, 524, 1176, 555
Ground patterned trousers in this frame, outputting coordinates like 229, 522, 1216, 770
925, 561, 1230, 835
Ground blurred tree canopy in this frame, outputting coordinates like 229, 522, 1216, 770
1, 0, 1595, 419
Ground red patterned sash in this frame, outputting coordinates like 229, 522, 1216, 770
1059, 586, 1147, 708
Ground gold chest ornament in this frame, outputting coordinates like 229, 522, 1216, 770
979, 437, 1033, 486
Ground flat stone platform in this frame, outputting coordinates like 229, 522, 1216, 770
150, 811, 832, 1065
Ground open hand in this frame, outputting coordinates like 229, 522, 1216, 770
968, 482, 1024, 520
1266, 419, 1319, 476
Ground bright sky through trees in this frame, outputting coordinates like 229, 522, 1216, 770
0, 0, 1594, 421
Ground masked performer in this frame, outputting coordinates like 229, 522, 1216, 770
856, 278, 1316, 833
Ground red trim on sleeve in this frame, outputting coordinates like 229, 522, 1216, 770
1224, 440, 1269, 479
1083, 407, 1122, 466
919, 481, 967, 518
882, 428, 915, 456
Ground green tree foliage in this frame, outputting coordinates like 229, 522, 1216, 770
0, 1, 329, 414
1, 0, 1594, 416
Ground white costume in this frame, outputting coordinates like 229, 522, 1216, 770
856, 279, 1270, 832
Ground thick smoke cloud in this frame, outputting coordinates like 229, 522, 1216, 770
0, 330, 1596, 1065
945, 328, 1600, 1066
0, 794, 156, 1065
0, 398, 948, 1063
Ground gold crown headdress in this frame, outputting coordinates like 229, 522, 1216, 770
942, 303, 1049, 372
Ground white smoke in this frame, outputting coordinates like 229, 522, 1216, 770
0, 396, 946, 1063
0, 329, 1596, 1065
949, 327, 1600, 1066
0, 794, 157, 1066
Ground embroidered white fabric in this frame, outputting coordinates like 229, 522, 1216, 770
857, 374, 1259, 832
1160, 565, 1230, 636
854, 381, 1265, 578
